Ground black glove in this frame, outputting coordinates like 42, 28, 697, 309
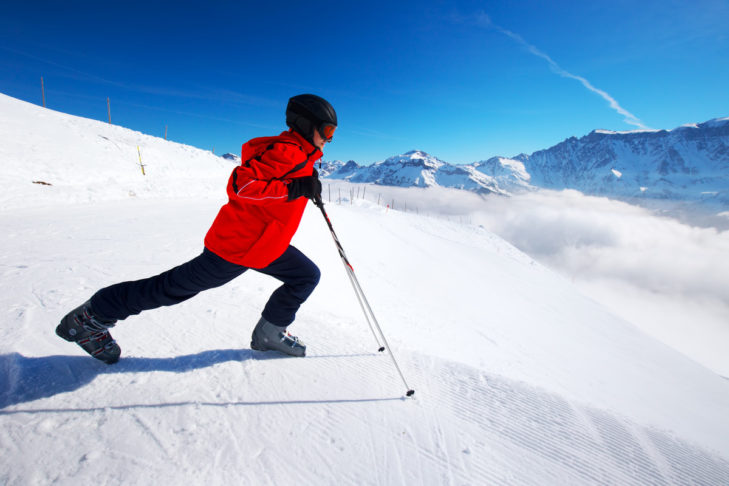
287, 169, 322, 201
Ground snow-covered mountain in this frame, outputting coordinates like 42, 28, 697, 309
2, 92, 729, 484
317, 159, 348, 178
323, 118, 729, 212
220, 152, 240, 163
519, 118, 729, 208
326, 150, 509, 195
471, 156, 533, 192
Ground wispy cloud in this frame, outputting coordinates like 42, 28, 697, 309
0, 45, 121, 87
0, 46, 277, 109
472, 12, 649, 130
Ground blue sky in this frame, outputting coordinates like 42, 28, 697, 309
1, 0, 727, 164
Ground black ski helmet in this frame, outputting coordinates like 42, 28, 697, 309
286, 94, 337, 144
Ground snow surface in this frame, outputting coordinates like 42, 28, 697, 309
2, 93, 729, 485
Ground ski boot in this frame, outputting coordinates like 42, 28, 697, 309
250, 317, 306, 357
56, 301, 121, 364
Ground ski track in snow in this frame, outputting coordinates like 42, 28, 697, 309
1, 200, 728, 485
3, 348, 729, 485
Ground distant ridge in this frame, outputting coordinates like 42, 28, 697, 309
323, 117, 729, 211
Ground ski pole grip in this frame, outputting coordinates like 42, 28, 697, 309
314, 195, 325, 209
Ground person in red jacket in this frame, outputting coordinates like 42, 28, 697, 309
56, 94, 337, 363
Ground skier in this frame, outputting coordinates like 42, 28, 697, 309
56, 94, 337, 363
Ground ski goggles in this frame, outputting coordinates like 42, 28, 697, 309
319, 123, 336, 142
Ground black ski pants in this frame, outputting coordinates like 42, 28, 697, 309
89, 246, 320, 327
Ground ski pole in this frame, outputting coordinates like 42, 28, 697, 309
315, 198, 384, 352
314, 196, 415, 397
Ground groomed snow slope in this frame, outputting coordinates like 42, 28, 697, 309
1, 93, 729, 485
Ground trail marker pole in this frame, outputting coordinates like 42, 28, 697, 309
137, 146, 146, 175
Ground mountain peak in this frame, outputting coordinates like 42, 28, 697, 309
403, 149, 431, 158
380, 150, 445, 170
701, 117, 729, 129
221, 153, 240, 162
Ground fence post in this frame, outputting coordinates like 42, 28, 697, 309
41, 76, 46, 108
137, 146, 146, 175
165, 125, 168, 140
107, 97, 111, 124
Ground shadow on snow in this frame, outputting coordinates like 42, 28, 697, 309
0, 350, 387, 410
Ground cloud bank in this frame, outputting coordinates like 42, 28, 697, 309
470, 189, 729, 375
323, 181, 729, 376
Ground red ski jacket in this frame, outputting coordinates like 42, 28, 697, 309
204, 130, 322, 268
